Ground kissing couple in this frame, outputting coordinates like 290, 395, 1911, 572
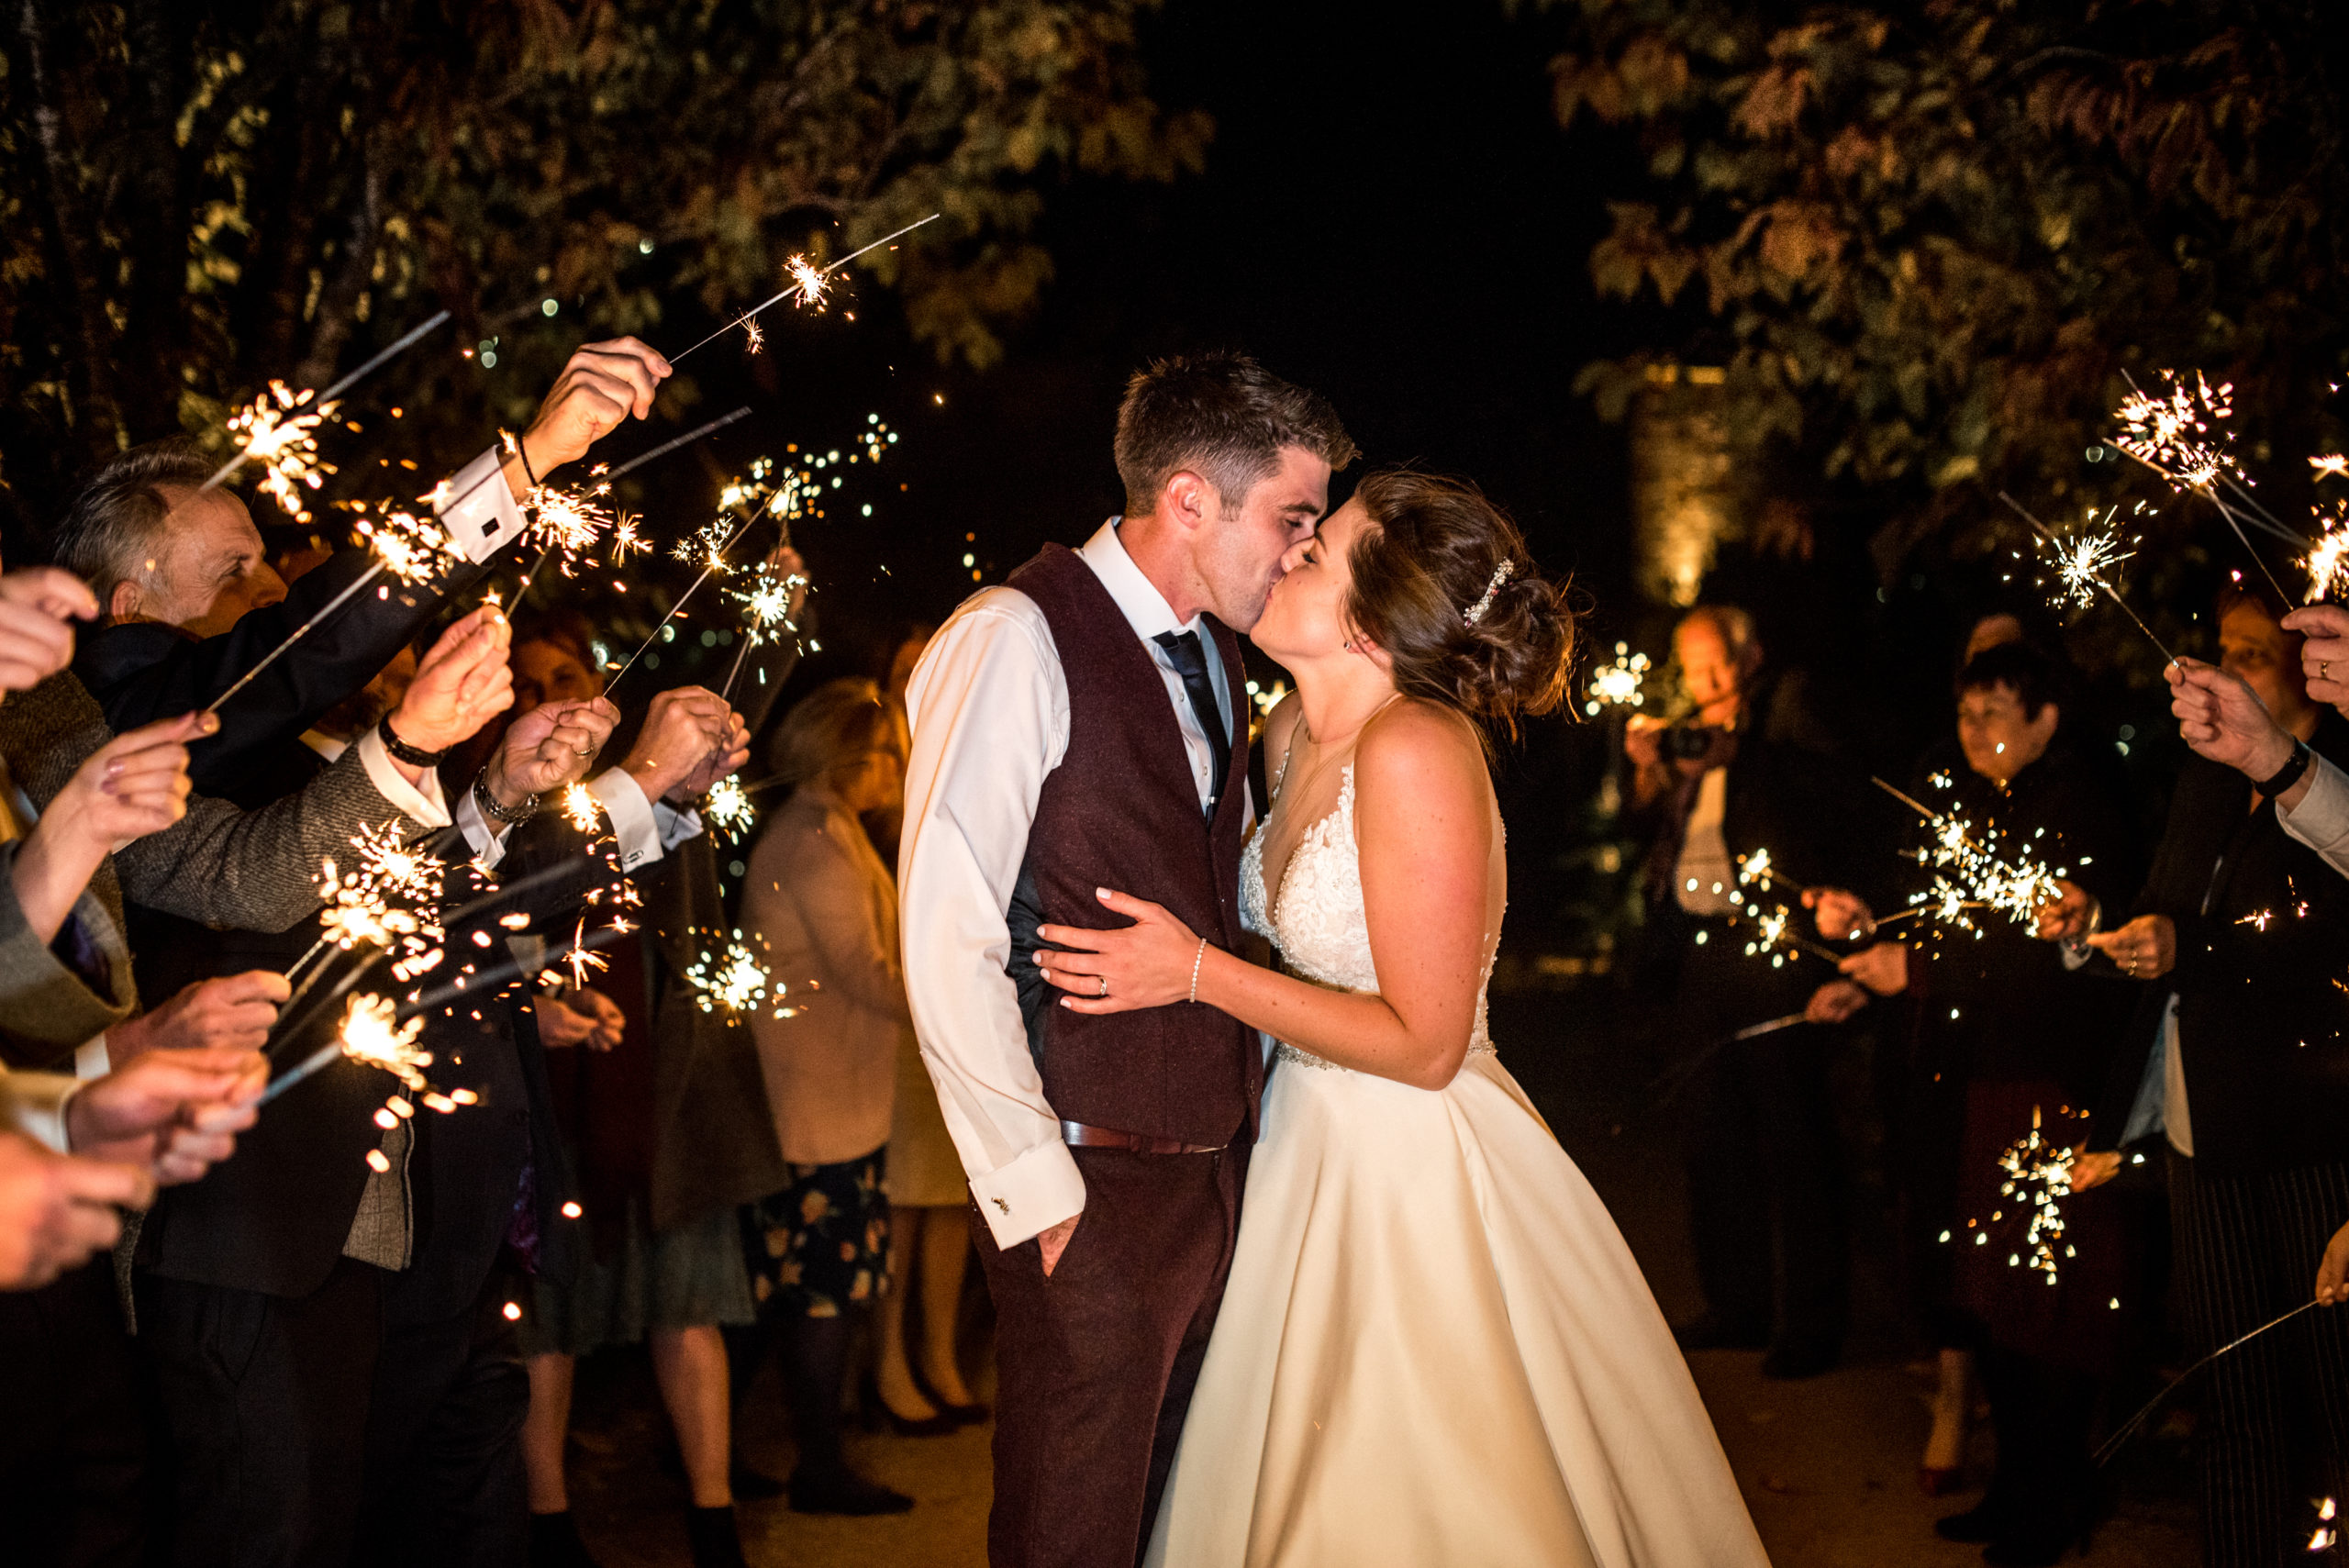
899, 352, 1773, 1568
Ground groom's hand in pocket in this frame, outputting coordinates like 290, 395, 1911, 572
1037, 1214, 1079, 1277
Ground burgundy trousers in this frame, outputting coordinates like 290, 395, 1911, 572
974, 1136, 1249, 1568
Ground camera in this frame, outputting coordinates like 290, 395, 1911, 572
1661, 724, 1726, 762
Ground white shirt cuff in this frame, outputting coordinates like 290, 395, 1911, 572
74, 1039, 110, 1080
434, 447, 529, 565
2277, 754, 2349, 860
454, 785, 514, 870
355, 728, 452, 830
587, 769, 679, 872
967, 1136, 1086, 1250
5, 1072, 81, 1153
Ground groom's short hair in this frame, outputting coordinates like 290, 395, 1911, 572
1115, 351, 1355, 516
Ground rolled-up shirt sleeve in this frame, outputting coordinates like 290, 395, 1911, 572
2278, 752, 2349, 881
899, 593, 1077, 1249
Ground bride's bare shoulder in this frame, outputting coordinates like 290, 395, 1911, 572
1354, 698, 1490, 812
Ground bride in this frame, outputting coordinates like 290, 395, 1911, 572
1031, 472, 1772, 1567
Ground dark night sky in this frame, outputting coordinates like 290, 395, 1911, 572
693, 0, 1650, 675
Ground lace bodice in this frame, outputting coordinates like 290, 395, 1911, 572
1241, 764, 1496, 1070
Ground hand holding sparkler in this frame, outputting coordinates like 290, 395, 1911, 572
2284, 606, 2349, 716
0, 566, 97, 693
1805, 980, 1870, 1024
494, 338, 674, 502
379, 606, 515, 773
64, 1045, 269, 1186
2167, 657, 2304, 789
2034, 880, 2100, 942
2086, 914, 2176, 980
1838, 940, 1909, 996
535, 990, 624, 1052
105, 972, 289, 1068
620, 688, 744, 806
485, 698, 621, 811
2316, 1218, 2349, 1306
1802, 885, 1877, 942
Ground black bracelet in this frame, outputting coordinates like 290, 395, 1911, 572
2256, 737, 2314, 799
473, 766, 540, 826
511, 430, 541, 491
378, 713, 449, 768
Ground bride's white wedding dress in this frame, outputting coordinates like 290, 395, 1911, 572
1145, 765, 1772, 1568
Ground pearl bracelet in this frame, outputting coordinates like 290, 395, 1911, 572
1188, 937, 1208, 1005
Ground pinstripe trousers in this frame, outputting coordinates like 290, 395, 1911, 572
2167, 1151, 2349, 1567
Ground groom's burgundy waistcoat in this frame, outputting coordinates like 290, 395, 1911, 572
1003, 544, 1260, 1146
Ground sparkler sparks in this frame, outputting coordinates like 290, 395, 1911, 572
704, 775, 756, 845
2313, 454, 2349, 483
2307, 502, 2349, 604
1878, 774, 2070, 937
214, 383, 340, 523
1986, 1106, 2077, 1285
1584, 643, 1652, 717
2000, 495, 2178, 666
337, 993, 433, 1092
670, 215, 939, 362
560, 784, 603, 835
685, 933, 771, 1018
787, 254, 829, 306
2114, 369, 2241, 491
350, 503, 459, 587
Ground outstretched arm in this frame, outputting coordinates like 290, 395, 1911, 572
1040, 703, 1496, 1092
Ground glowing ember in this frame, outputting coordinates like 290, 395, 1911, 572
2313, 454, 2349, 483
2034, 511, 2138, 612
523, 480, 618, 576
1584, 643, 1652, 717
225, 382, 340, 523
743, 318, 765, 355
787, 254, 829, 307
2307, 503, 2349, 604
704, 775, 756, 844
685, 934, 771, 1018
1987, 1105, 2076, 1284
339, 993, 433, 1091
2113, 370, 2239, 491
560, 784, 603, 835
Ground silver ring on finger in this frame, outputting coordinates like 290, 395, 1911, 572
1097, 975, 1109, 998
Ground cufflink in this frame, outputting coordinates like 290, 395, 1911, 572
992, 1196, 1009, 1215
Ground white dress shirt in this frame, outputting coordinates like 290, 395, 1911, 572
899, 520, 1240, 1248
2277, 751, 2349, 882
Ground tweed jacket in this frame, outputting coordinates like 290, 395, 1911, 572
0, 836, 137, 1071
0, 671, 438, 936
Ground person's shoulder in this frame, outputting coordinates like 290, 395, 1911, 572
1355, 697, 1486, 801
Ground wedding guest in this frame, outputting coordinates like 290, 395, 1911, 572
2063, 584, 2349, 1568
739, 679, 919, 1514
1626, 604, 1857, 1377
1823, 643, 2145, 1563
506, 604, 798, 1568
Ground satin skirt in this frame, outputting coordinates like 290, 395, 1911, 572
1145, 1048, 1772, 1568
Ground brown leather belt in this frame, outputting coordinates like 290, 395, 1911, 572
1060, 1120, 1225, 1155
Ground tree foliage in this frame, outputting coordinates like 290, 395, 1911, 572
0, 0, 1207, 539
1541, 0, 2349, 573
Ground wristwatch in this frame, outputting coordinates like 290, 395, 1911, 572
378, 713, 449, 768
2255, 738, 2313, 800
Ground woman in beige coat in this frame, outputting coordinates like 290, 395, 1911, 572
740, 679, 937, 1514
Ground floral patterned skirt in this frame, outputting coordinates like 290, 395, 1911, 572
741, 1146, 889, 1318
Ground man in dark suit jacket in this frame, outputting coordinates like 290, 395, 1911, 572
2074, 591, 2349, 1568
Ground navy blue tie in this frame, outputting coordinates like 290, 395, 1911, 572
1152, 629, 1231, 814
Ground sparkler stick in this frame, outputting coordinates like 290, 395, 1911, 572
203, 562, 388, 716
603, 514, 758, 689
2093, 1298, 2321, 1466
199, 311, 453, 492
1998, 494, 2179, 666
1610, 1011, 1813, 1135
2110, 370, 2299, 603
602, 406, 754, 481
1871, 773, 2073, 935
669, 215, 941, 362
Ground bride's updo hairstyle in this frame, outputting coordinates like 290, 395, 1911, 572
1341, 470, 1575, 737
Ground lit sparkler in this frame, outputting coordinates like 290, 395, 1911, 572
2110, 371, 2298, 602
2000, 495, 2178, 665
1876, 773, 2071, 936
2306, 502, 2349, 604
1584, 643, 1652, 717
704, 775, 756, 845
560, 784, 603, 834
2313, 454, 2349, 483
350, 503, 459, 587
685, 933, 771, 1018
671, 217, 937, 363
1985, 1106, 2076, 1285
214, 383, 339, 523
2312, 1497, 2338, 1554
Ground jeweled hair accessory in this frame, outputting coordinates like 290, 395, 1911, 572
1463, 559, 1515, 627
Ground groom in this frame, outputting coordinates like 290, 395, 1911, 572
900, 351, 1353, 1567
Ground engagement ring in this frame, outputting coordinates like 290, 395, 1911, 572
1097, 976, 1109, 998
